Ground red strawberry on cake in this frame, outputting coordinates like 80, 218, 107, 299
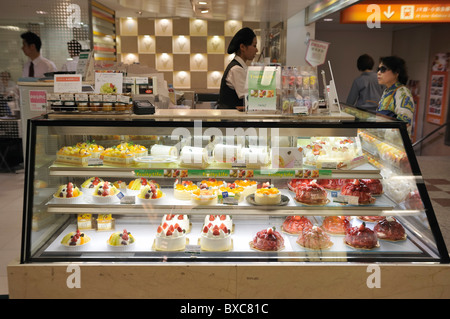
282, 216, 313, 234
250, 227, 285, 251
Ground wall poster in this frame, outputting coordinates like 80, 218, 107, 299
426, 53, 449, 125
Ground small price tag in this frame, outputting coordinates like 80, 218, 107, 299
87, 158, 103, 166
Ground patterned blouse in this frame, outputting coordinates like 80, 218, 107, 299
377, 82, 415, 125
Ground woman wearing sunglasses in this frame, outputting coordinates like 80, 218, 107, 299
376, 56, 415, 133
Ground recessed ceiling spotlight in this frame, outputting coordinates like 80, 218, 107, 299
199, 1, 208, 4
323, 18, 333, 22
36, 10, 48, 15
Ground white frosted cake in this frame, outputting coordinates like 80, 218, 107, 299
204, 215, 233, 232
155, 223, 186, 251
200, 223, 232, 251
162, 214, 190, 232
191, 189, 218, 205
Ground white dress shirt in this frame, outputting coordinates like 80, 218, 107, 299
22, 55, 58, 78
225, 55, 248, 99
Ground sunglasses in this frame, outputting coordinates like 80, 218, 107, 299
377, 66, 389, 73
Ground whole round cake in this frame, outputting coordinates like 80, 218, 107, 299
92, 181, 120, 203
199, 178, 224, 190
317, 179, 347, 191
233, 180, 258, 197
174, 181, 199, 200
254, 187, 281, 205
296, 225, 333, 250
341, 179, 376, 205
295, 180, 328, 205
61, 229, 90, 247
127, 178, 158, 195
250, 227, 285, 251
374, 217, 406, 241
321, 216, 351, 235
113, 180, 127, 191
155, 223, 186, 251
204, 215, 233, 231
344, 222, 379, 249
403, 190, 423, 210
191, 189, 218, 205
360, 179, 383, 195
107, 229, 135, 246
200, 222, 232, 251
162, 214, 190, 232
282, 216, 313, 234
288, 179, 311, 191
219, 183, 245, 201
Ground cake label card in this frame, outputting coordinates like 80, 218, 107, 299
87, 158, 103, 166
120, 195, 135, 204
185, 245, 201, 254
54, 74, 82, 93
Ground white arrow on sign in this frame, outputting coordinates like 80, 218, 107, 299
384, 5, 395, 19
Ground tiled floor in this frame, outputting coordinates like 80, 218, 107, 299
0, 156, 449, 297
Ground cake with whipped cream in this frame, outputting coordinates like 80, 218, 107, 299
191, 189, 218, 205
155, 223, 186, 251
162, 214, 190, 232
200, 222, 232, 251
174, 180, 199, 200
233, 180, 258, 197
92, 181, 120, 203
204, 215, 233, 232
81, 177, 103, 195
53, 182, 83, 203
254, 187, 281, 205
137, 183, 164, 203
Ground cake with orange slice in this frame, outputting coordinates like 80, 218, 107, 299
254, 187, 281, 205
191, 189, 218, 205
56, 145, 92, 166
101, 142, 148, 165
53, 182, 83, 203
233, 179, 258, 197
219, 182, 245, 202
174, 181, 199, 200
76, 141, 104, 158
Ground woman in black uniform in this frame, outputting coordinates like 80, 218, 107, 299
217, 27, 258, 109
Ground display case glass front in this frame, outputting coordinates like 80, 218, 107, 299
21, 110, 449, 264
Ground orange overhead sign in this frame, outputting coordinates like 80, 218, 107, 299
341, 2, 450, 23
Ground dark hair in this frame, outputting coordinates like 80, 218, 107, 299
67, 40, 82, 56
357, 54, 374, 71
380, 56, 409, 85
21, 31, 42, 52
227, 27, 256, 54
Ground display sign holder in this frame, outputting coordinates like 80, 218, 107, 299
246, 66, 279, 113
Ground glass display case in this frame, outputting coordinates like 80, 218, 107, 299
20, 108, 449, 265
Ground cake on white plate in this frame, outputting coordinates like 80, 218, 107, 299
200, 222, 232, 251
204, 215, 233, 232
155, 223, 187, 251
162, 214, 190, 232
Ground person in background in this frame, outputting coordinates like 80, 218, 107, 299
346, 54, 383, 112
376, 56, 415, 133
61, 40, 82, 72
21, 31, 57, 78
218, 27, 258, 110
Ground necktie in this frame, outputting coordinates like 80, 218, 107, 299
29, 62, 34, 77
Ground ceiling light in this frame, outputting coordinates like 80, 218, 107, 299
323, 18, 333, 22
36, 10, 48, 15
198, 1, 208, 4
201, 9, 209, 13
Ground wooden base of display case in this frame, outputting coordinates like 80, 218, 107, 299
7, 258, 450, 299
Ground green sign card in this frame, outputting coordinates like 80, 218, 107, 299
247, 66, 277, 112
